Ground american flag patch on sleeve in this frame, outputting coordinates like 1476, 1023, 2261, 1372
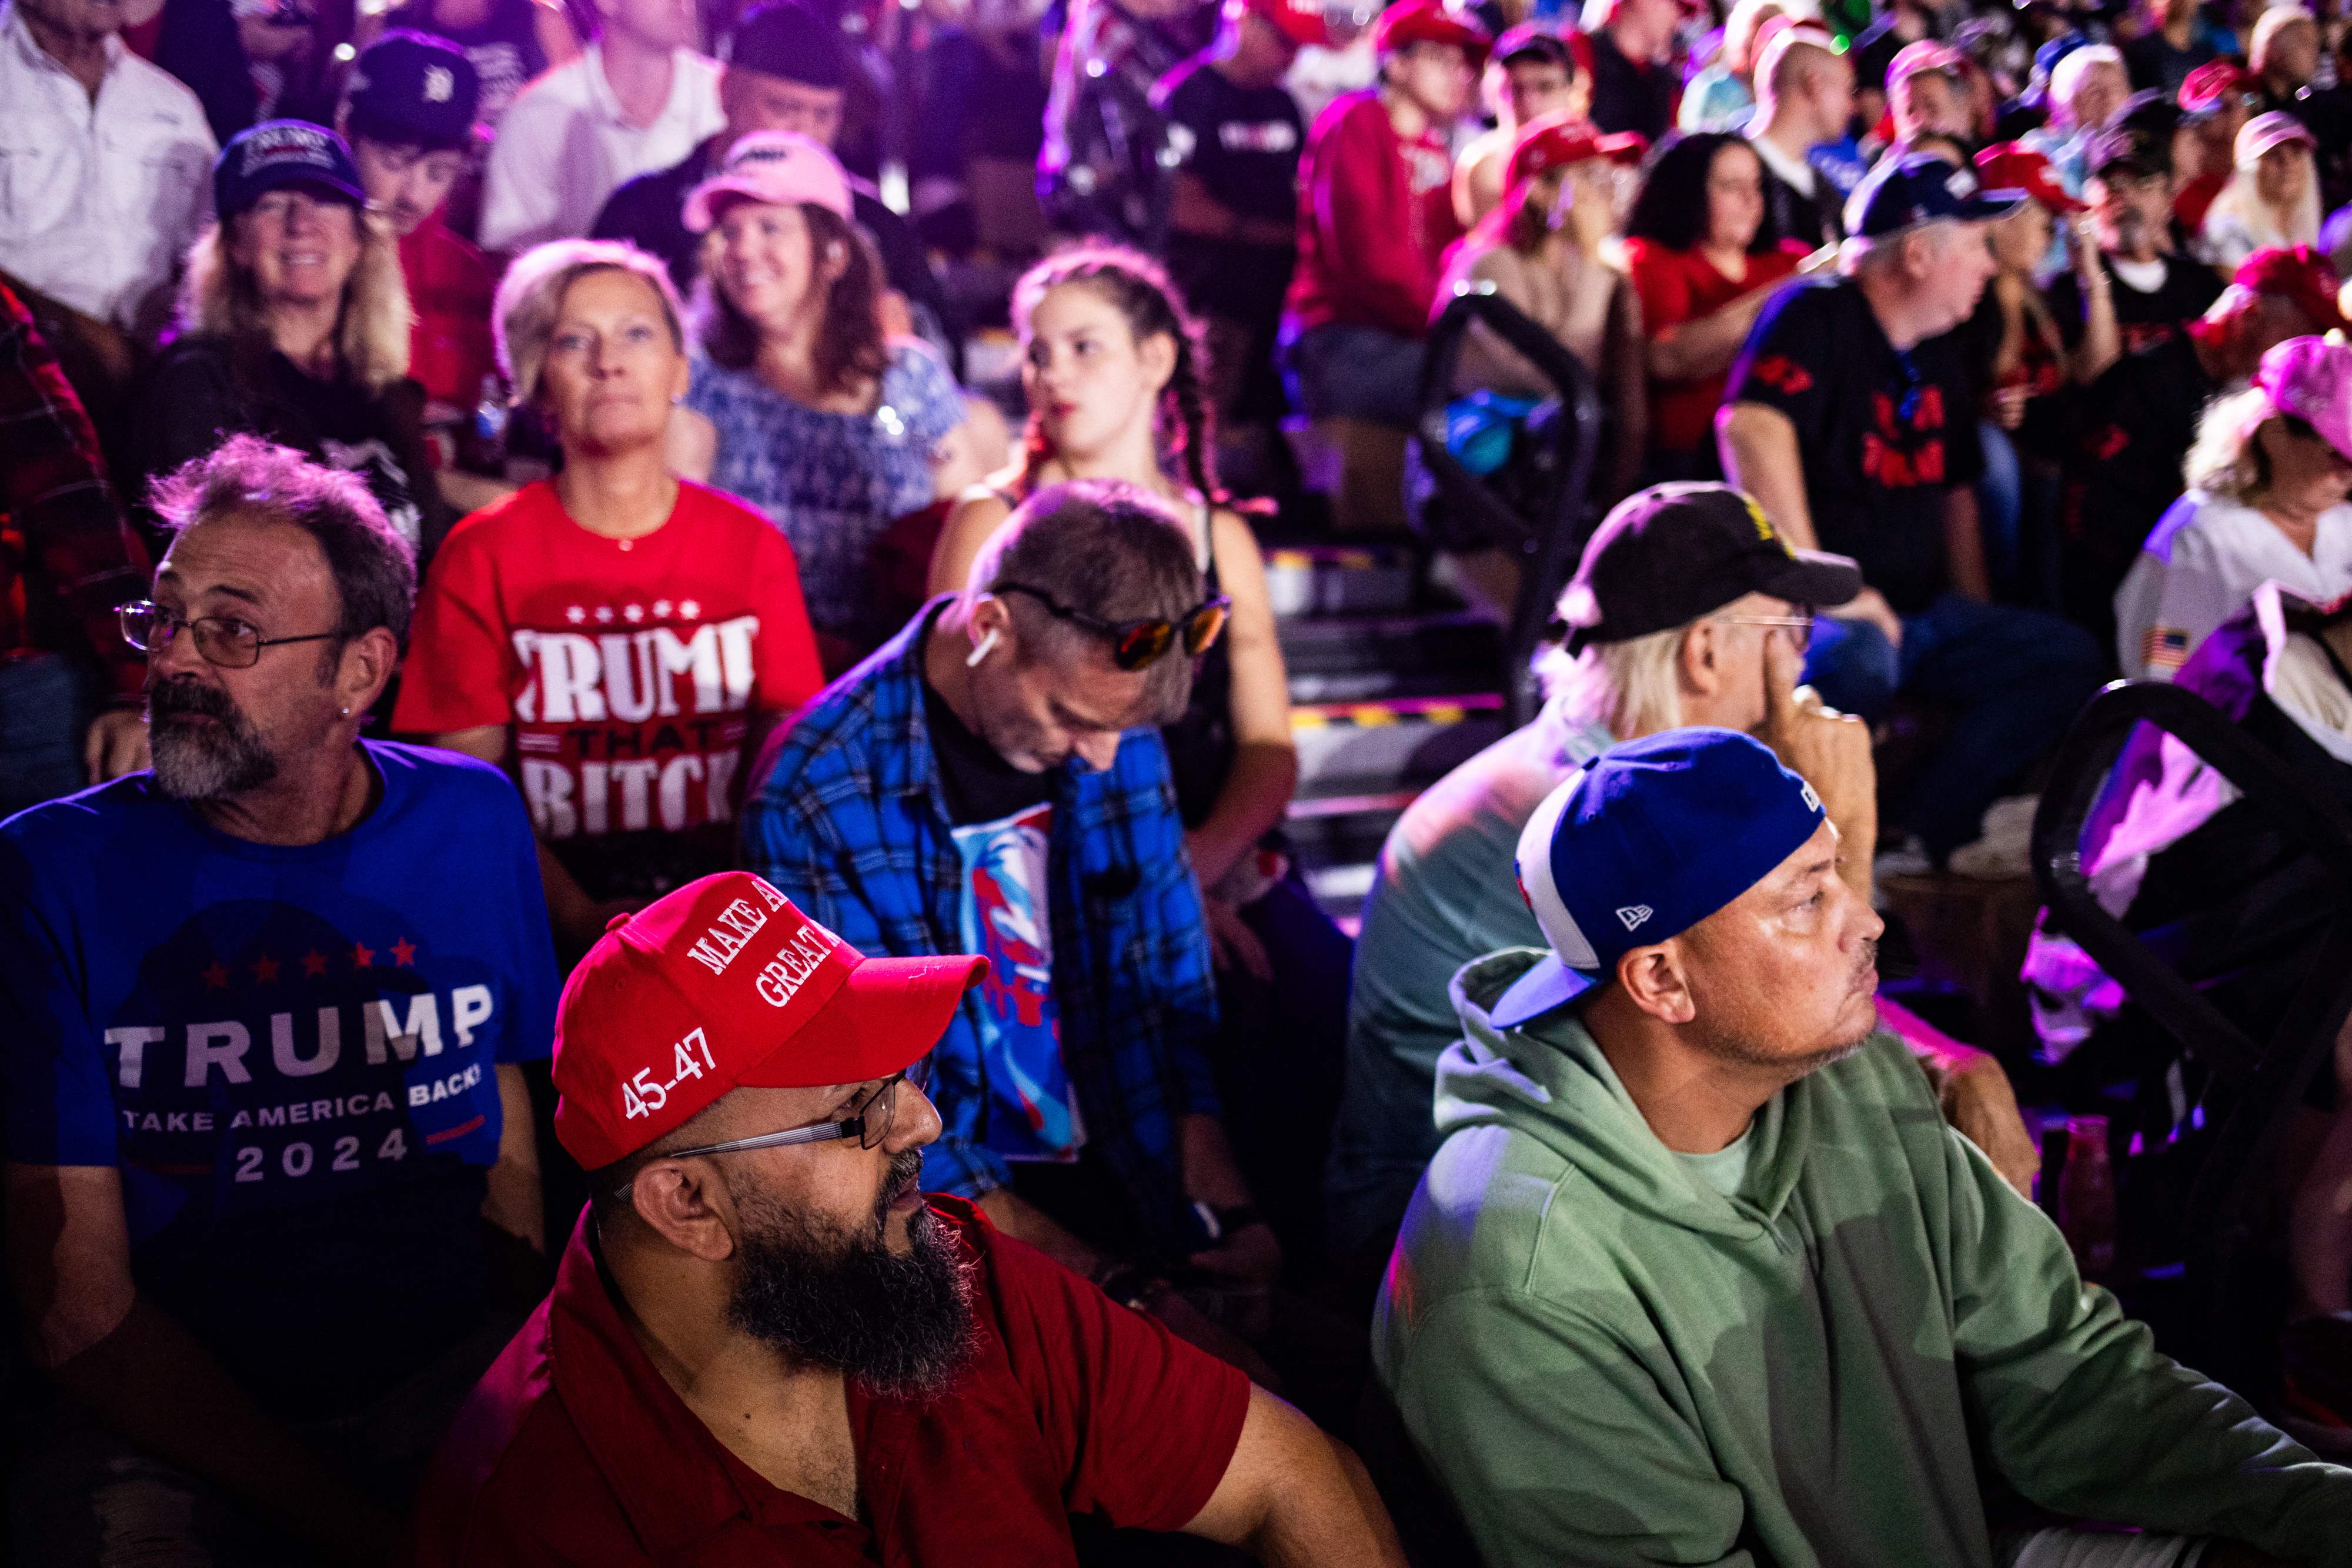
2141, 626, 2192, 673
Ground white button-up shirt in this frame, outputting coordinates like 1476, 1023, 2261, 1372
0, 0, 216, 331
477, 41, 722, 253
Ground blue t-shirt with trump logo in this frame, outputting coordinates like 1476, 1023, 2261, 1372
0, 741, 557, 1419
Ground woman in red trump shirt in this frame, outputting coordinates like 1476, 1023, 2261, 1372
394, 240, 823, 951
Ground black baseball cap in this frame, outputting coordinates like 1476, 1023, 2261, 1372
1845, 153, 2029, 239
346, 29, 480, 150
214, 119, 366, 219
731, 1, 854, 90
2086, 120, 2171, 179
1558, 483, 1862, 654
1494, 22, 1575, 73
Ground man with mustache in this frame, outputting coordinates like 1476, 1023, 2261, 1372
1374, 728, 2352, 1566
1, 434, 557, 1560
410, 871, 1406, 1566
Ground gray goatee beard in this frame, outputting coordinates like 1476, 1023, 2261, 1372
147, 678, 278, 800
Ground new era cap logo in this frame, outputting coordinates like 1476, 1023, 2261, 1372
423, 64, 455, 102
1616, 904, 1653, 931
1946, 168, 1978, 199
1800, 780, 1822, 813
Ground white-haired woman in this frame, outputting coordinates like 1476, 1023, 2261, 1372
126, 121, 449, 560
2197, 112, 2322, 272
2115, 336, 2352, 679
394, 239, 824, 950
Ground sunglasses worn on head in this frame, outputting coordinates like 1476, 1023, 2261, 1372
991, 583, 1232, 671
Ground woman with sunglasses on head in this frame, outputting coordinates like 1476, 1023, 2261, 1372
926, 245, 1349, 1261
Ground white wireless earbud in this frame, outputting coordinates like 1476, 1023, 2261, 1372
965, 627, 1001, 668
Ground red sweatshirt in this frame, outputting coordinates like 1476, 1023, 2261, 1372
1284, 90, 1462, 340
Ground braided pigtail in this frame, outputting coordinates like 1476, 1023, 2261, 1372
1011, 239, 1231, 505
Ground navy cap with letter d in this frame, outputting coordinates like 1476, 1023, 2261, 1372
1494, 729, 1828, 1029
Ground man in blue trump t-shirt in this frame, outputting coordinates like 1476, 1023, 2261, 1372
0, 437, 557, 1562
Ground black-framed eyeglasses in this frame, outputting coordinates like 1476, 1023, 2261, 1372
1719, 611, 1815, 650
119, 600, 340, 670
612, 1059, 930, 1198
991, 582, 1232, 671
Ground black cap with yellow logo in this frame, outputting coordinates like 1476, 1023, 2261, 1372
1557, 482, 1862, 654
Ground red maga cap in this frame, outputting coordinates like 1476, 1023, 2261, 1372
2179, 59, 2253, 118
1975, 142, 2084, 215
1506, 111, 1648, 193
551, 872, 987, 1169
1373, 0, 1491, 66
1232, 0, 1330, 49
2234, 245, 2350, 336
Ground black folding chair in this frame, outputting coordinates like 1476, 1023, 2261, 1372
2030, 679, 2352, 1399
1411, 283, 1606, 731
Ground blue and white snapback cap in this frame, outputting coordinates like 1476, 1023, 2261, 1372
1494, 728, 1829, 1029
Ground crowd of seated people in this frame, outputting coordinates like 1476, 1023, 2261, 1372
15, 0, 2352, 1557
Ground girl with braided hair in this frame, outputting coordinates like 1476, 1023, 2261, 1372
929, 243, 1349, 1260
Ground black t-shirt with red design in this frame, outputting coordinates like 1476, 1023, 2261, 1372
2044, 254, 2223, 357
1725, 276, 1982, 613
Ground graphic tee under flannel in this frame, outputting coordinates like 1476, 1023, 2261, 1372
1725, 276, 1982, 613
739, 600, 1218, 1249
0, 745, 557, 1419
394, 479, 823, 902
924, 673, 1078, 1162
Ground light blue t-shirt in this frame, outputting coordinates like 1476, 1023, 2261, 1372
1325, 702, 1615, 1255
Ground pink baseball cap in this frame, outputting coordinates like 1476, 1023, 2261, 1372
2238, 110, 2316, 166
683, 131, 853, 233
1889, 38, 1969, 85
2254, 336, 2352, 464
550, 872, 986, 1169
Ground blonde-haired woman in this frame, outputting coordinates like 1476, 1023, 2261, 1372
395, 237, 824, 948
2197, 112, 2323, 272
2115, 336, 2352, 678
126, 122, 449, 560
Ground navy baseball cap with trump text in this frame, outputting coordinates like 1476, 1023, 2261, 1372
1495, 729, 1829, 1028
215, 120, 366, 218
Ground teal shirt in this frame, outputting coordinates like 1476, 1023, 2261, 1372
1323, 703, 1614, 1256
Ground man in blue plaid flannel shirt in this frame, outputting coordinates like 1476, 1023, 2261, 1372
740, 480, 1280, 1288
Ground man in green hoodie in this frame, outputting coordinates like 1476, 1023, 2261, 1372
1328, 482, 2039, 1268
1374, 727, 2352, 1567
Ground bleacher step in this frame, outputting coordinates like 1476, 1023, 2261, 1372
1292, 694, 1505, 802
1279, 611, 1504, 704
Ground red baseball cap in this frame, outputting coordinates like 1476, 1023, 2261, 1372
2234, 245, 2351, 336
1230, 0, 1330, 49
2179, 59, 2253, 119
1373, 0, 1491, 67
551, 872, 987, 1169
1507, 111, 1648, 194
1975, 142, 2084, 216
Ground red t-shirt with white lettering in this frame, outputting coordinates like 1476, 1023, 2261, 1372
395, 479, 823, 901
